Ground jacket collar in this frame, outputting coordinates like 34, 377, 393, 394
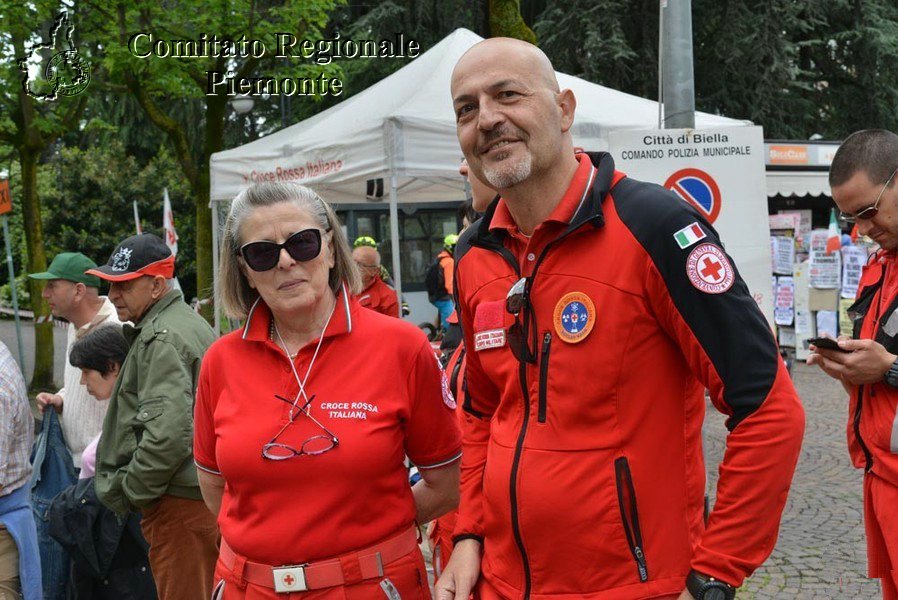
471, 151, 618, 249
132, 289, 183, 331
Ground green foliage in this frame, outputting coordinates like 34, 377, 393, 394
290, 0, 487, 122
42, 142, 198, 299
0, 273, 31, 309
535, 0, 642, 95
802, 0, 898, 137
0, 141, 196, 299
531, 0, 898, 139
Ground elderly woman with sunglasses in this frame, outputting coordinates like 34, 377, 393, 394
193, 182, 462, 599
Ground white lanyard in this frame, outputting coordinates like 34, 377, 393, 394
273, 298, 336, 421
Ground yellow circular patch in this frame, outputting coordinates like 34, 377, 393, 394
553, 292, 595, 343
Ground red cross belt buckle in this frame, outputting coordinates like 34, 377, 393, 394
273, 564, 308, 593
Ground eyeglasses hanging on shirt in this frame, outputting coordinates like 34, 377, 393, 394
262, 394, 339, 459
262, 298, 340, 460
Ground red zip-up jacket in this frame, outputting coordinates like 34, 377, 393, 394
848, 250, 898, 487
453, 152, 804, 599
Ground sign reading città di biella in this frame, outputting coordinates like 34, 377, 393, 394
127, 32, 421, 97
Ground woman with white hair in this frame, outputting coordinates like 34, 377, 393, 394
194, 182, 461, 599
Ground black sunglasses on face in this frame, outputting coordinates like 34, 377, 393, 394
239, 228, 331, 272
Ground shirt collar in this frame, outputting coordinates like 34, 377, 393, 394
242, 282, 355, 343
75, 297, 120, 339
490, 153, 596, 235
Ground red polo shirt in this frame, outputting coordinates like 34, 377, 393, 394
194, 288, 461, 565
356, 275, 400, 318
490, 152, 595, 268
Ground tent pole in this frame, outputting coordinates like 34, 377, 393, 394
388, 172, 402, 317
211, 198, 221, 334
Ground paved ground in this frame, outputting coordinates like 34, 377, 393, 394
706, 362, 881, 599
0, 319, 68, 388
1, 320, 884, 597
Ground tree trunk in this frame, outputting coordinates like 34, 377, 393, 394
489, 0, 537, 43
19, 147, 55, 392
195, 97, 227, 322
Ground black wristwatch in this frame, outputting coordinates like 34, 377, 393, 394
686, 570, 736, 600
884, 358, 898, 388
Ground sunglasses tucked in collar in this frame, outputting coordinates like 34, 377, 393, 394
839, 166, 898, 224
506, 277, 538, 364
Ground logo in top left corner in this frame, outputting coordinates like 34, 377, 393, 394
17, 11, 91, 101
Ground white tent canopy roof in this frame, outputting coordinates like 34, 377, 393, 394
210, 28, 747, 204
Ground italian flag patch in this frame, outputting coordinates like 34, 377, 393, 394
674, 222, 706, 249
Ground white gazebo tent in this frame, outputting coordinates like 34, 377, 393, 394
210, 28, 746, 327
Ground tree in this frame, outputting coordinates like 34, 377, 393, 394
287, 0, 488, 123
691, 0, 825, 138
534, 0, 644, 96
803, 0, 898, 138
529, 0, 888, 139
87, 0, 344, 320
40, 142, 196, 298
490, 0, 536, 42
0, 3, 92, 391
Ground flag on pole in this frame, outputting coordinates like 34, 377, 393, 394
162, 188, 178, 256
826, 208, 842, 255
133, 201, 142, 234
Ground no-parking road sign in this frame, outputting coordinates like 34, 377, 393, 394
664, 168, 722, 224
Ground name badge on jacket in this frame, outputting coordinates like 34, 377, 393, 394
473, 300, 506, 352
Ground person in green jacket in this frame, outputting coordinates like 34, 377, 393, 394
86, 233, 218, 600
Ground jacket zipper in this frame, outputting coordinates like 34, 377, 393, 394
614, 457, 649, 582
510, 358, 533, 598
856, 264, 892, 473
855, 385, 874, 471
538, 333, 551, 423
450, 347, 466, 398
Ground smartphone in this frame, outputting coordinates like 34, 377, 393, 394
804, 337, 848, 352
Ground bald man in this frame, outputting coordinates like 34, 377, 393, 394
352, 245, 400, 318
438, 38, 804, 600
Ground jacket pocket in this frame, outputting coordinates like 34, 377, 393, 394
614, 457, 649, 582
134, 399, 165, 446
136, 399, 165, 424
538, 332, 551, 423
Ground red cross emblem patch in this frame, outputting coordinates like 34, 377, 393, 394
273, 565, 307, 592
686, 244, 734, 294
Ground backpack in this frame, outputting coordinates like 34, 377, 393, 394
425, 256, 449, 302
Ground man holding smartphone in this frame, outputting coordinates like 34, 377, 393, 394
809, 129, 898, 600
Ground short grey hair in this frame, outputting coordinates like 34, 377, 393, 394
218, 182, 361, 319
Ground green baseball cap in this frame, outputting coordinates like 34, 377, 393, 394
28, 252, 101, 287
